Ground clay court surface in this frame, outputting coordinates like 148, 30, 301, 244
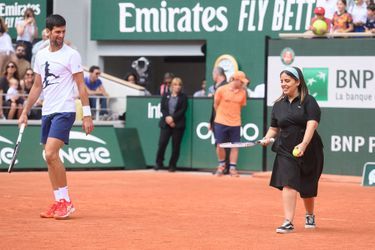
0, 170, 373, 250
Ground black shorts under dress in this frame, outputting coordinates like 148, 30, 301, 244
269, 95, 324, 198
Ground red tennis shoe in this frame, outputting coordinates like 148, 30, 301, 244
54, 199, 75, 220
40, 201, 59, 218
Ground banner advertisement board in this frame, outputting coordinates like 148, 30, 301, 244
126, 97, 264, 171
0, 125, 124, 170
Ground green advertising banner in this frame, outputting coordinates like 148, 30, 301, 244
0, 0, 47, 39
126, 97, 193, 168
126, 96, 264, 171
266, 38, 375, 176
91, 0, 321, 90
0, 124, 124, 170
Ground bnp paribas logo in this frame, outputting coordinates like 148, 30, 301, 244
303, 68, 328, 101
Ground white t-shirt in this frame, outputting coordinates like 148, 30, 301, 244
16, 20, 36, 42
350, 3, 367, 24
316, 0, 337, 20
0, 32, 14, 54
34, 44, 83, 115
6, 87, 18, 101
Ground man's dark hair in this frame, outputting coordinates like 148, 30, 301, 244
368, 4, 375, 11
214, 67, 226, 77
89, 65, 100, 73
46, 14, 66, 30
15, 43, 27, 50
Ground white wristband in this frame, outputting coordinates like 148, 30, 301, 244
82, 106, 92, 117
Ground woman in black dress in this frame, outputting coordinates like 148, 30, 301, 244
262, 67, 324, 234
155, 77, 188, 172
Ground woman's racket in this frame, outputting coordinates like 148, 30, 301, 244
219, 138, 275, 148
8, 123, 26, 173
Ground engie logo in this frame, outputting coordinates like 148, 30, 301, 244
303, 68, 329, 101
0, 135, 15, 165
196, 122, 259, 144
42, 132, 111, 165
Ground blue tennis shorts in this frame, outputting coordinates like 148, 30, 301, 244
214, 123, 241, 144
41, 112, 76, 145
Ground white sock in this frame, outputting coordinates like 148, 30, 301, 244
53, 189, 61, 202
59, 186, 71, 202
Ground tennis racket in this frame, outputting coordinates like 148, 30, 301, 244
8, 123, 26, 173
219, 138, 275, 148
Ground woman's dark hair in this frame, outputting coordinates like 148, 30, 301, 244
46, 14, 66, 31
338, 0, 347, 6
0, 16, 7, 33
3, 61, 20, 81
278, 66, 309, 103
24, 68, 34, 79
124, 72, 138, 82
23, 8, 35, 19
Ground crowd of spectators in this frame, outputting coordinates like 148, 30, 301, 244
311, 0, 375, 34
0, 8, 44, 120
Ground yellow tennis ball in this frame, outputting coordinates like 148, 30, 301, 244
292, 147, 300, 157
312, 19, 328, 35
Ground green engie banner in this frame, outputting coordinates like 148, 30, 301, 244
126, 97, 264, 171
0, 0, 46, 39
266, 39, 375, 176
0, 125, 124, 170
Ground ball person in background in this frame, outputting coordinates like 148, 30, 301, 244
18, 14, 94, 220
213, 71, 248, 177
155, 77, 188, 172
262, 67, 324, 233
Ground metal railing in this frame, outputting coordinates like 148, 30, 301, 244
0, 94, 126, 122
279, 32, 375, 39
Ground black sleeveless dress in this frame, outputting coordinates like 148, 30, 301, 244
269, 95, 324, 198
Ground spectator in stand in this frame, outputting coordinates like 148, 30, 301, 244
16, 8, 38, 62
84, 66, 109, 118
159, 72, 174, 96
350, 0, 368, 32
5, 77, 24, 119
306, 7, 332, 33
31, 29, 49, 67
332, 0, 354, 33
124, 72, 138, 84
193, 79, 207, 97
14, 44, 31, 79
125, 72, 151, 96
365, 4, 375, 32
21, 68, 42, 119
0, 17, 16, 76
21, 68, 34, 93
0, 62, 20, 119
316, 0, 337, 20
